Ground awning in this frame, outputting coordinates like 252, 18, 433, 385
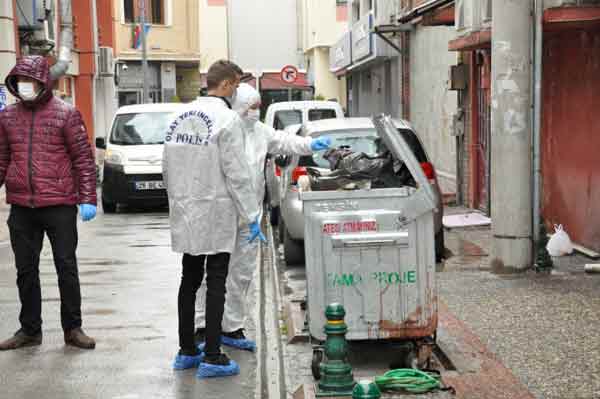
544, 6, 600, 32
398, 0, 454, 23
259, 72, 312, 90
448, 29, 492, 51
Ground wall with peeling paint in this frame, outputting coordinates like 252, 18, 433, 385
409, 26, 459, 195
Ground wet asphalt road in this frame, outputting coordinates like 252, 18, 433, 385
0, 207, 259, 399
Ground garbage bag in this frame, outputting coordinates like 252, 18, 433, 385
308, 147, 416, 191
323, 148, 391, 180
546, 224, 574, 257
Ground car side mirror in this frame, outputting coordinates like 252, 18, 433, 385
95, 137, 106, 149
275, 155, 291, 168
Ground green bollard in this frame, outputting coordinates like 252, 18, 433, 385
352, 380, 381, 399
316, 303, 356, 397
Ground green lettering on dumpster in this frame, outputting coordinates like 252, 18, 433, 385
328, 270, 417, 289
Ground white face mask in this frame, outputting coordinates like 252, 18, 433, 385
18, 82, 38, 101
246, 109, 260, 122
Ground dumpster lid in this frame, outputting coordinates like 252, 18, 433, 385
372, 115, 437, 217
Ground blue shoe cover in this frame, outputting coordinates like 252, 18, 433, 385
197, 359, 240, 378
221, 335, 256, 352
173, 353, 204, 370
197, 342, 206, 352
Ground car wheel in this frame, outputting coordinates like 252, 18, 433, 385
283, 228, 305, 266
270, 206, 280, 226
435, 229, 445, 263
102, 196, 117, 213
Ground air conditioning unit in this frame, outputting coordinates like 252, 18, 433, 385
98, 47, 114, 77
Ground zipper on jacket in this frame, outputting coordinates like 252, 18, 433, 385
28, 110, 35, 207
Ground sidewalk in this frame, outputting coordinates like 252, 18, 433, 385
439, 218, 600, 399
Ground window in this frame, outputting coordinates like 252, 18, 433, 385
150, 0, 164, 24
110, 112, 175, 145
274, 110, 302, 130
124, 0, 135, 23
308, 109, 337, 121
123, 0, 165, 24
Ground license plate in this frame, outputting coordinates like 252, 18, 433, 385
135, 181, 164, 190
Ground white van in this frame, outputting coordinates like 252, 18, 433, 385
95, 103, 183, 212
264, 101, 344, 225
264, 101, 344, 130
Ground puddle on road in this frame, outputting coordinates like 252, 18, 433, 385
78, 259, 129, 267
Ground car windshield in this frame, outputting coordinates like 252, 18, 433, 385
110, 112, 175, 145
302, 129, 380, 168
274, 110, 302, 130
308, 109, 337, 121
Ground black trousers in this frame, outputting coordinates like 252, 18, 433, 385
178, 252, 230, 356
7, 205, 81, 335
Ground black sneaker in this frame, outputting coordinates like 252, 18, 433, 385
222, 328, 245, 340
194, 328, 206, 344
204, 353, 232, 366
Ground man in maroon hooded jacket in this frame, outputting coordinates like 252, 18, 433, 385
0, 56, 97, 350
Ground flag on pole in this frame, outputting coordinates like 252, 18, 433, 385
132, 23, 151, 49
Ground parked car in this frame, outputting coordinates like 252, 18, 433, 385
264, 101, 344, 225
275, 117, 445, 265
95, 103, 183, 212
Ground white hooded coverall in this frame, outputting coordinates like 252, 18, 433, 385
162, 97, 259, 256
195, 84, 312, 333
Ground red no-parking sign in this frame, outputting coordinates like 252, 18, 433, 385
280, 65, 299, 84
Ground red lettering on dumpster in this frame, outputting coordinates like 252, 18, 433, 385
322, 223, 342, 234
322, 220, 378, 235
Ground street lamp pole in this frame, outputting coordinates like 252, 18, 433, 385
140, 0, 149, 103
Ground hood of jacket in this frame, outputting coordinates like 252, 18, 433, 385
4, 55, 54, 107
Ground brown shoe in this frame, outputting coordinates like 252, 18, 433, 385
0, 330, 42, 351
64, 328, 96, 350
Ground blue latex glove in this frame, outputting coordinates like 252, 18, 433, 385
248, 218, 267, 243
79, 204, 97, 222
310, 136, 332, 151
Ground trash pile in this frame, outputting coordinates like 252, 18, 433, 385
303, 146, 416, 191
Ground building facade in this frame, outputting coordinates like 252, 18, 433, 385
300, 0, 349, 106
332, 0, 458, 195
113, 0, 202, 105
395, 0, 600, 264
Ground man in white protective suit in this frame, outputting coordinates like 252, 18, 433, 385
194, 83, 332, 351
163, 61, 266, 379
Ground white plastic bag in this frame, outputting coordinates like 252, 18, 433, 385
546, 224, 574, 257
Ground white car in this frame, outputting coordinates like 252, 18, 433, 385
276, 117, 445, 265
264, 101, 344, 225
95, 103, 183, 212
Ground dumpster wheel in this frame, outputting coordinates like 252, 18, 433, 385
311, 347, 325, 380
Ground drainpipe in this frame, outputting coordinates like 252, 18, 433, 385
533, 0, 543, 243
50, 0, 73, 81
